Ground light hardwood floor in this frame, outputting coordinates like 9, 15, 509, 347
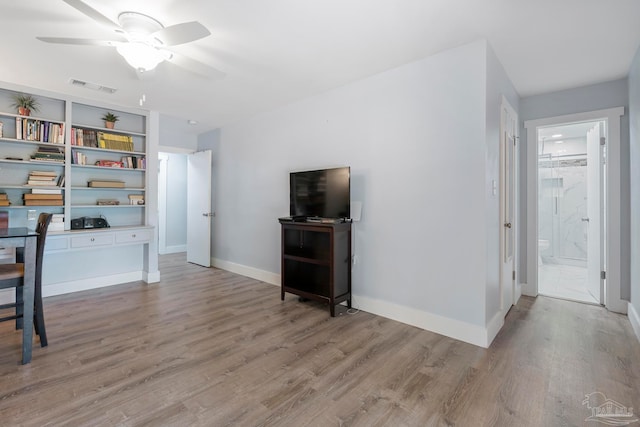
1, 253, 639, 426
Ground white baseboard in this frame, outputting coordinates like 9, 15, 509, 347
211, 258, 280, 286
352, 294, 499, 348
0, 271, 150, 305
629, 302, 640, 343
162, 245, 186, 254
42, 272, 146, 298
209, 260, 504, 348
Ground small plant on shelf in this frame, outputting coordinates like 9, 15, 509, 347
101, 112, 119, 129
12, 93, 40, 116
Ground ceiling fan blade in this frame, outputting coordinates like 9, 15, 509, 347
152, 22, 210, 46
36, 37, 123, 47
166, 51, 225, 79
63, 0, 121, 31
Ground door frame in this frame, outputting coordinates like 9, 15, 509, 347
524, 107, 626, 313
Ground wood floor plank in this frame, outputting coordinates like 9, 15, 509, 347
1, 253, 639, 426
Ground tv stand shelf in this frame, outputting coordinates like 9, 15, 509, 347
279, 220, 352, 316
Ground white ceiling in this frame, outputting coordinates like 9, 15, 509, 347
1, 0, 640, 134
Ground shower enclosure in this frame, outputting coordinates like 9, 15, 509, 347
537, 121, 603, 304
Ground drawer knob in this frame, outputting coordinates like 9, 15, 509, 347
132, 234, 136, 238
91, 238, 95, 242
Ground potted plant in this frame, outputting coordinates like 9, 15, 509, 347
102, 112, 119, 129
12, 93, 39, 116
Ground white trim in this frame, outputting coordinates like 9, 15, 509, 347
0, 271, 156, 305
163, 245, 187, 254
212, 258, 280, 286
43, 272, 146, 297
629, 303, 640, 343
210, 258, 501, 348
352, 294, 500, 348
158, 145, 195, 154
524, 107, 626, 313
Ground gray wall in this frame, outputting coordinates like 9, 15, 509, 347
629, 47, 640, 323
209, 39, 510, 339
518, 79, 630, 295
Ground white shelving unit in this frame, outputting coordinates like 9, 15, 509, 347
0, 89, 149, 230
0, 81, 159, 297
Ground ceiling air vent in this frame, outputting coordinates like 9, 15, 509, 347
68, 78, 117, 94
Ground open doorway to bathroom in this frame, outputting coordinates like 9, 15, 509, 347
536, 120, 605, 304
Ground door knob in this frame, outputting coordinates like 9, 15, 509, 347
504, 222, 512, 229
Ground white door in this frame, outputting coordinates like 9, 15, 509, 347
187, 150, 212, 267
586, 123, 604, 303
500, 98, 518, 316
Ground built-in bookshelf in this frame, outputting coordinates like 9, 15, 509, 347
0, 87, 149, 230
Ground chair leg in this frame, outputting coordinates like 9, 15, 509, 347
34, 295, 47, 347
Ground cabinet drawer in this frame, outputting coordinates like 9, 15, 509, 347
45, 236, 69, 251
71, 234, 114, 248
115, 230, 151, 244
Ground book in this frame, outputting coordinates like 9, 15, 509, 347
97, 199, 120, 205
24, 199, 64, 206
24, 194, 63, 200
27, 180, 59, 186
0, 193, 8, 200
95, 160, 123, 168
0, 200, 9, 206
88, 180, 125, 188
30, 170, 58, 176
31, 188, 62, 195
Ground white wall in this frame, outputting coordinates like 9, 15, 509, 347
164, 153, 188, 249
210, 40, 512, 346
629, 46, 640, 339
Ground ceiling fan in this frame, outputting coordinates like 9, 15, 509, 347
37, 0, 224, 78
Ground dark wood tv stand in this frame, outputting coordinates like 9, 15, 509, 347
279, 220, 352, 316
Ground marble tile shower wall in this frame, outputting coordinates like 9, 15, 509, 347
538, 157, 588, 266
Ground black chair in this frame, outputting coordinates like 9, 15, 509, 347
0, 213, 53, 347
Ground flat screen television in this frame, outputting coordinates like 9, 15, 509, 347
290, 166, 350, 219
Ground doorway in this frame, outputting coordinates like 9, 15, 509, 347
536, 121, 604, 304
524, 107, 625, 313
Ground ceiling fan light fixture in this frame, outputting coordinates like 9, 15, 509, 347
116, 42, 168, 72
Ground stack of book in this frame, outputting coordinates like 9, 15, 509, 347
98, 132, 134, 151
70, 128, 98, 148
88, 180, 125, 188
49, 213, 64, 232
23, 192, 63, 206
94, 160, 123, 168
26, 170, 59, 187
0, 193, 9, 207
128, 194, 144, 205
30, 146, 64, 163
